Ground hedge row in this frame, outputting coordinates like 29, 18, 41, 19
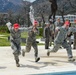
0, 26, 10, 33
0, 26, 44, 36
38, 27, 43, 36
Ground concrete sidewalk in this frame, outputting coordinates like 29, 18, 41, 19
0, 46, 76, 75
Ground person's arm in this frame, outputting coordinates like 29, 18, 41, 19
67, 27, 76, 37
55, 27, 60, 32
69, 27, 76, 33
32, 27, 39, 35
19, 26, 33, 32
54, 27, 60, 37
6, 22, 12, 31
28, 27, 38, 37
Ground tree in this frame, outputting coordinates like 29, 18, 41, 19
22, 1, 31, 27
57, 0, 68, 22
34, 3, 49, 27
7, 10, 14, 23
57, 0, 76, 22
68, 0, 76, 9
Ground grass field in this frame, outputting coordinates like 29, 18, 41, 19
0, 32, 44, 46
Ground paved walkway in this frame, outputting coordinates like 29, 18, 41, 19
0, 46, 76, 75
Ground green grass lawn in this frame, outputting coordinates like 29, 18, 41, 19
0, 32, 44, 46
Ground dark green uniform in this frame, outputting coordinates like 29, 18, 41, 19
22, 26, 40, 62
44, 26, 50, 49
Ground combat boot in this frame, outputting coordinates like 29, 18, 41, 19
68, 58, 75, 62
22, 49, 25, 57
35, 57, 40, 62
16, 59, 20, 67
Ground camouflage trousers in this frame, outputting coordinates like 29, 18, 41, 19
49, 40, 73, 58
24, 41, 38, 58
10, 40, 21, 61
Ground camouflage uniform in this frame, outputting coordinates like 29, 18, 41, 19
6, 23, 27, 67
22, 26, 40, 62
54, 20, 63, 37
55, 20, 63, 28
47, 26, 76, 61
69, 27, 76, 48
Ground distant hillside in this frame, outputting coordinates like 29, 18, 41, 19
0, 0, 30, 12
0, 0, 76, 15
0, 0, 21, 12
8, 0, 23, 5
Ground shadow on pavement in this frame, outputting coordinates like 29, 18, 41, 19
20, 64, 40, 70
0, 66, 7, 69
24, 60, 57, 69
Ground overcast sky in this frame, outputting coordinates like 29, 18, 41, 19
30, 0, 36, 2
23, 0, 36, 2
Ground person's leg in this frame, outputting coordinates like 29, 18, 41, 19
50, 37, 52, 46
13, 54, 20, 67
67, 37, 72, 47
11, 41, 20, 67
17, 43, 21, 55
45, 38, 49, 49
32, 42, 40, 62
22, 42, 31, 56
47, 43, 60, 56
62, 41, 75, 61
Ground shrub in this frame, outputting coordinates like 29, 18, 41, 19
38, 27, 43, 36
0, 26, 10, 33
